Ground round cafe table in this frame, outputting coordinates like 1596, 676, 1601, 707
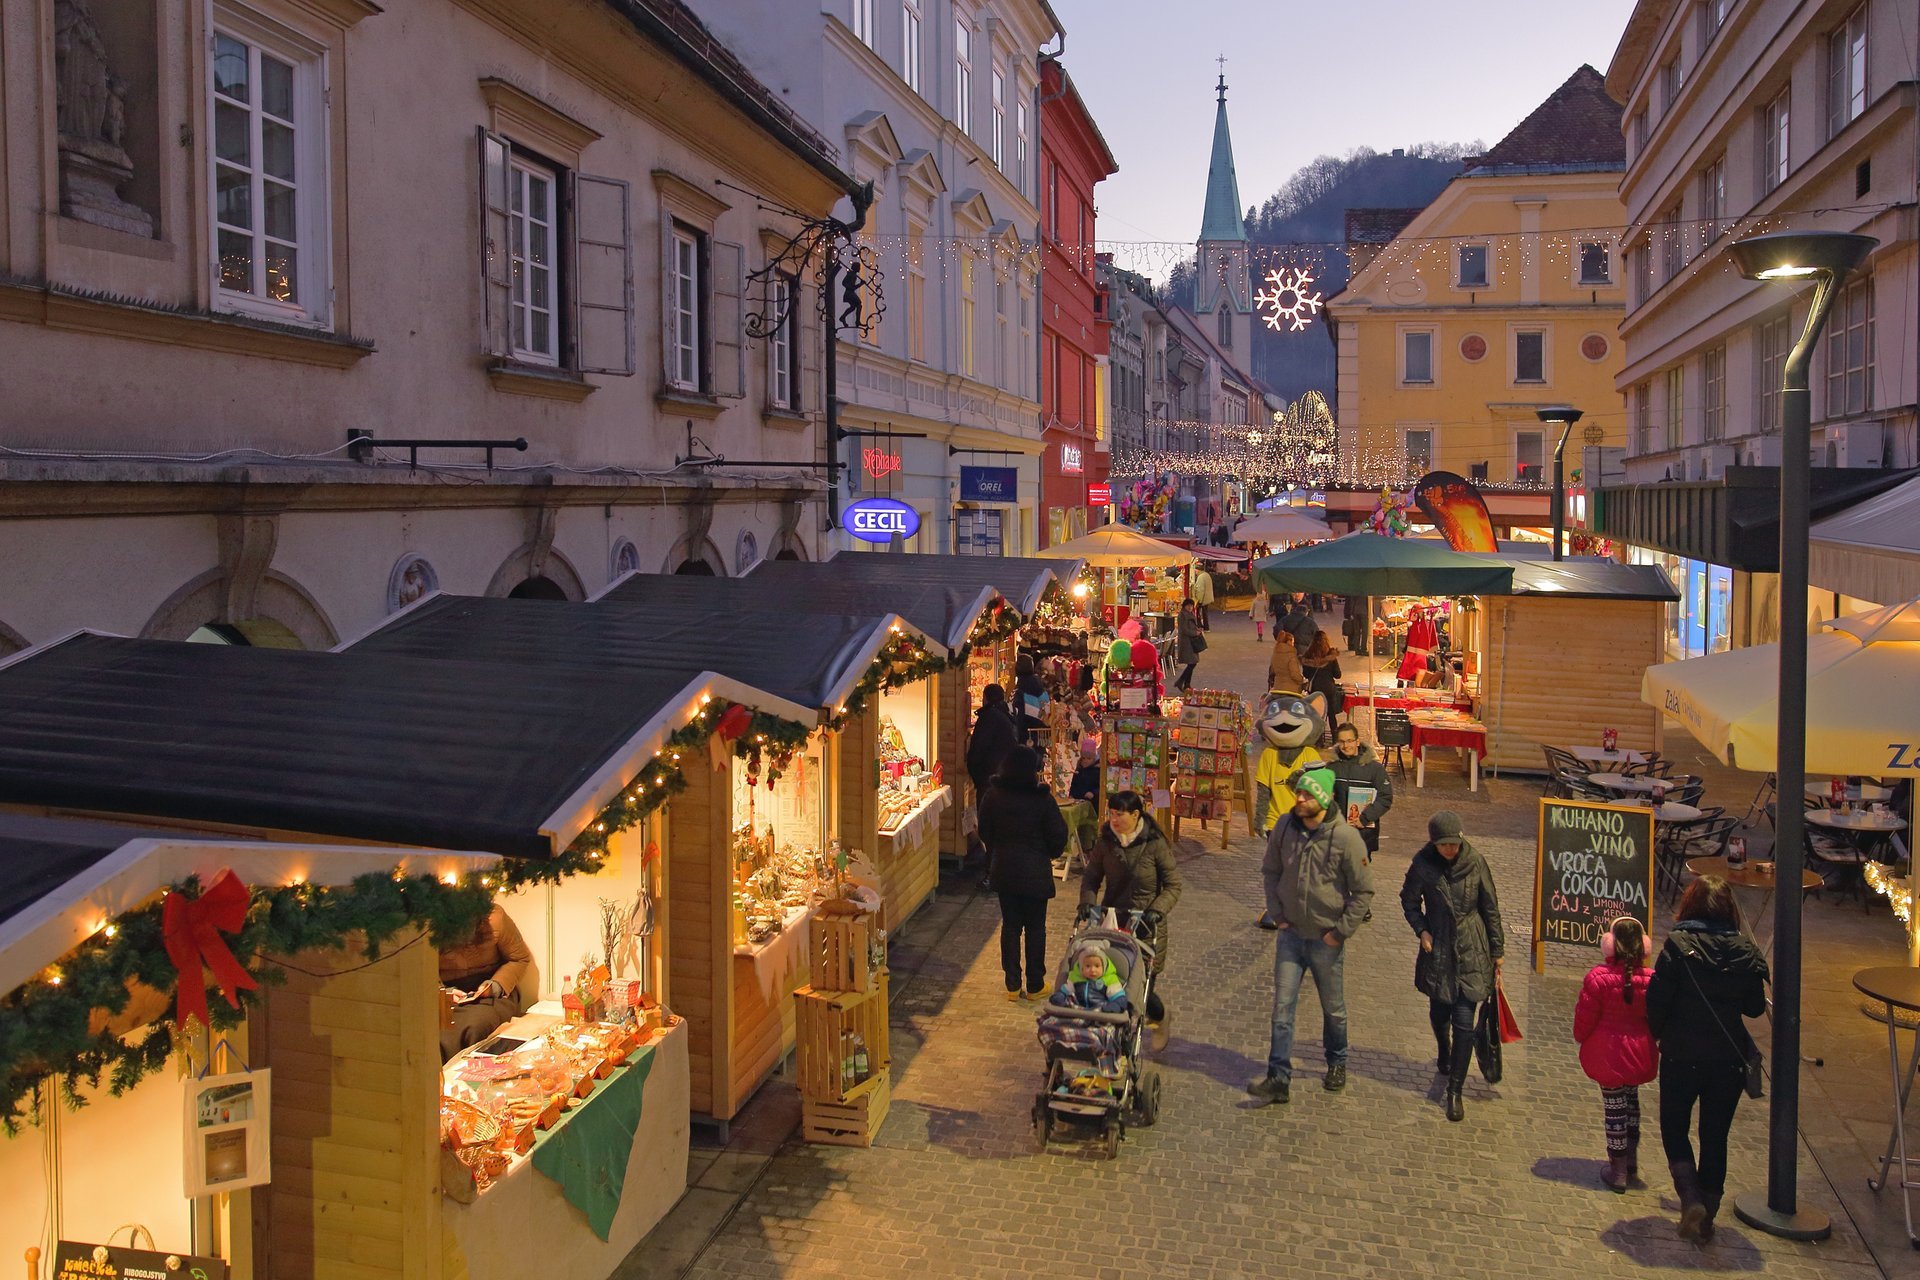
1807, 809, 1908, 903
1806, 780, 1894, 805
1569, 746, 1647, 772
1852, 965, 1920, 1250
1685, 855, 1821, 959
1587, 772, 1656, 794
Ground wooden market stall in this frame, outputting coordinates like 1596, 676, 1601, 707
1469, 561, 1678, 773
350, 589, 929, 1130
0, 633, 824, 1280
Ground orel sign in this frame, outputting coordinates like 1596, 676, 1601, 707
844, 497, 920, 544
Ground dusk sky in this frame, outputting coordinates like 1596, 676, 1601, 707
1051, 0, 1641, 272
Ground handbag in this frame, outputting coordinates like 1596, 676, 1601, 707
1474, 995, 1503, 1084
1675, 936, 1765, 1100
1495, 980, 1523, 1044
1190, 630, 1208, 654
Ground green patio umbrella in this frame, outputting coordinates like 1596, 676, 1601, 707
1253, 532, 1515, 597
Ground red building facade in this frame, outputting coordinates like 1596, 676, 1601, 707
1038, 59, 1118, 547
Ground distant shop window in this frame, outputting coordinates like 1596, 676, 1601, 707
1455, 244, 1488, 288
1760, 89, 1790, 194
1757, 313, 1789, 434
1404, 428, 1434, 470
1577, 241, 1611, 285
1703, 346, 1727, 440
1826, 6, 1869, 138
1514, 429, 1544, 482
1824, 275, 1874, 418
956, 508, 1003, 556
1401, 330, 1434, 385
1514, 330, 1545, 384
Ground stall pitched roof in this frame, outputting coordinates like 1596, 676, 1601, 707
353, 591, 917, 712
1496, 559, 1678, 600
0, 633, 756, 858
745, 552, 1071, 618
0, 814, 136, 928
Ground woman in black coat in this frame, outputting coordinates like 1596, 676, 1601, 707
1645, 876, 1769, 1243
977, 745, 1069, 999
1400, 810, 1505, 1122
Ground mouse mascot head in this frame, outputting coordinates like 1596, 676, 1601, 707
1253, 691, 1329, 835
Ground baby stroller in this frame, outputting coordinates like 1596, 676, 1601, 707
1030, 915, 1163, 1159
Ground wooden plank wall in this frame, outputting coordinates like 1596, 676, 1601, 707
837, 708, 880, 878
1483, 597, 1664, 771
256, 929, 441, 1280
936, 668, 967, 858
724, 955, 801, 1119
878, 823, 939, 930
665, 756, 731, 1119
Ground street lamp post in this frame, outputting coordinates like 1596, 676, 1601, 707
1727, 230, 1876, 1243
1534, 406, 1582, 561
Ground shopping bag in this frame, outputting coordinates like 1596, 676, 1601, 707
1474, 998, 1503, 1084
1496, 981, 1523, 1044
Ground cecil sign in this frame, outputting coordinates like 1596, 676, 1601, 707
844, 497, 920, 544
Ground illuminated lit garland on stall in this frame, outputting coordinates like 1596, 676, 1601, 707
1866, 860, 1912, 927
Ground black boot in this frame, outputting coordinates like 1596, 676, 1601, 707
1429, 1005, 1453, 1074
1669, 1159, 1706, 1240
1444, 1026, 1475, 1122
1699, 1195, 1720, 1244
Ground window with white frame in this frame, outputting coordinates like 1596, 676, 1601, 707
1046, 161, 1059, 240
1514, 429, 1544, 482
906, 228, 926, 362
990, 66, 1005, 168
1698, 0, 1730, 43
1404, 428, 1434, 470
1660, 202, 1684, 280
996, 272, 1009, 388
1699, 154, 1725, 240
1825, 274, 1874, 417
1401, 329, 1434, 385
1663, 365, 1684, 450
1661, 58, 1683, 113
902, 0, 922, 93
1015, 99, 1029, 194
852, 0, 876, 48
1757, 312, 1788, 433
1019, 287, 1032, 391
506, 156, 559, 363
1455, 243, 1488, 288
954, 18, 972, 133
1760, 89, 1790, 193
668, 226, 702, 389
1827, 6, 1868, 138
1513, 329, 1545, 384
1703, 347, 1727, 440
769, 273, 798, 410
959, 251, 976, 377
1577, 240, 1611, 285
1633, 382, 1651, 452
210, 24, 328, 323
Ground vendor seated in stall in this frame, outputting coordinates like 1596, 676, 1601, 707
439, 902, 534, 1061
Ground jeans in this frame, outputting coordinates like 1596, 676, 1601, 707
998, 893, 1050, 994
1266, 926, 1348, 1081
1659, 1058, 1747, 1198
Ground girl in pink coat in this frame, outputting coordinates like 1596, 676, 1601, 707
1573, 916, 1659, 1192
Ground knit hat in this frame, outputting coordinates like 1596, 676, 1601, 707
1428, 810, 1466, 843
1294, 767, 1336, 809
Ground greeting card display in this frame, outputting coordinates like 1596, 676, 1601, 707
1172, 690, 1248, 820
1102, 712, 1171, 800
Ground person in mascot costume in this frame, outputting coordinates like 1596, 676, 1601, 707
1252, 691, 1328, 836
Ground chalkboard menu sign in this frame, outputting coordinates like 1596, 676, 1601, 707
53, 1240, 228, 1280
1532, 798, 1656, 971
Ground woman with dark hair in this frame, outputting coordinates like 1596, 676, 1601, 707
977, 745, 1068, 1000
1173, 599, 1205, 692
1300, 630, 1345, 727
965, 684, 1020, 870
1645, 876, 1768, 1243
1012, 652, 1051, 742
1079, 791, 1183, 1048
1400, 810, 1505, 1121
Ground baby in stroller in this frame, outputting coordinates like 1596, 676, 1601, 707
1032, 920, 1162, 1153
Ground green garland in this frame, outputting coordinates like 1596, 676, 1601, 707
826, 633, 958, 730
0, 870, 494, 1134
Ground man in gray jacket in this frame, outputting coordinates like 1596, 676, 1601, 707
1249, 766, 1375, 1105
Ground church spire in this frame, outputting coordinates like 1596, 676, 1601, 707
1199, 69, 1247, 243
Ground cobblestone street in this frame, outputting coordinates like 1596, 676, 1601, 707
628, 608, 1915, 1279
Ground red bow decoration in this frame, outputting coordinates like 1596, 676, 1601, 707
163, 869, 259, 1031
714, 703, 754, 743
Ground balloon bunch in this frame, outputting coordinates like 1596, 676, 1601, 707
1117, 472, 1179, 531
1104, 636, 1165, 701
1366, 485, 1415, 537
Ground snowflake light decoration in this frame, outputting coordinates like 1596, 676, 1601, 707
1254, 266, 1324, 333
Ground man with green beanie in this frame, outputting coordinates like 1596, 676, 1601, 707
1248, 765, 1374, 1105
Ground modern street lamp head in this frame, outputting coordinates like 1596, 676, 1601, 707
1729, 230, 1877, 282
1534, 406, 1583, 425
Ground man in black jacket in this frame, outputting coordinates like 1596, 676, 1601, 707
1326, 724, 1393, 859
978, 746, 1069, 999
966, 685, 1019, 867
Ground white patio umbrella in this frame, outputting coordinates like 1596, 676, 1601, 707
1032, 523, 1195, 568
1229, 509, 1331, 544
1639, 597, 1920, 774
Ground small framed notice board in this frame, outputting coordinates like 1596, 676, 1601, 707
1531, 798, 1656, 972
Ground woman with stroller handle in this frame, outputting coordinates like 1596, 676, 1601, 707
978, 745, 1069, 1001
1400, 810, 1505, 1122
1079, 791, 1182, 1049
1645, 876, 1768, 1243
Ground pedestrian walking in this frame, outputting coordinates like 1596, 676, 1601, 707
1173, 599, 1206, 692
1399, 810, 1506, 1122
1252, 581, 1268, 641
1012, 652, 1051, 744
1300, 631, 1345, 729
965, 684, 1020, 868
977, 745, 1069, 1001
1248, 767, 1374, 1104
1326, 723, 1392, 859
1645, 876, 1768, 1243
1079, 790, 1183, 1049
1190, 565, 1215, 629
1282, 593, 1320, 655
1573, 916, 1659, 1193
1267, 629, 1304, 694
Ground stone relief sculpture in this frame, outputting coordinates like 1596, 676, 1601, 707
53, 0, 154, 236
386, 554, 440, 613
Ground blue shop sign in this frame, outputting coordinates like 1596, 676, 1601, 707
844, 497, 921, 544
959, 465, 1018, 503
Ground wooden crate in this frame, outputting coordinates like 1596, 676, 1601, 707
810, 898, 878, 994
800, 1070, 890, 1147
793, 973, 890, 1102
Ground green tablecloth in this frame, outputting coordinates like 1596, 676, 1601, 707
528, 1041, 658, 1240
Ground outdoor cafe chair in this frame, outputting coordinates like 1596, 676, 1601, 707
1541, 746, 1587, 798
1623, 755, 1673, 779
1741, 774, 1776, 827
1803, 826, 1871, 911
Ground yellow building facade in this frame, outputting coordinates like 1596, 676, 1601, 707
1329, 68, 1630, 486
